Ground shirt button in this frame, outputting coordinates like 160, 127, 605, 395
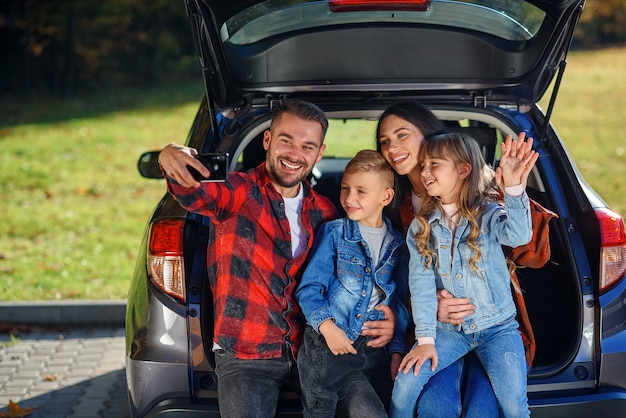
469, 324, 476, 330
456, 273, 462, 279
361, 291, 367, 297
356, 314, 362, 319
365, 267, 371, 273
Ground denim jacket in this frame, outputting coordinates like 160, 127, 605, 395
407, 192, 532, 340
296, 216, 410, 354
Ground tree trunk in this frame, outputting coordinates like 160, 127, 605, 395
19, 0, 32, 100
63, 0, 77, 98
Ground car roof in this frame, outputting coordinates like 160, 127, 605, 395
186, 0, 585, 108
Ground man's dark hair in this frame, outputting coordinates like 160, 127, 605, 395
271, 100, 329, 141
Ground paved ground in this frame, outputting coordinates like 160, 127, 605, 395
0, 301, 129, 418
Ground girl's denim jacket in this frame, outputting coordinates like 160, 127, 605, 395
407, 192, 532, 340
296, 216, 410, 354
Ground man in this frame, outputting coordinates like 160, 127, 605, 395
158, 100, 395, 417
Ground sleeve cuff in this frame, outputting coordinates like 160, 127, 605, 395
504, 183, 524, 197
417, 337, 435, 346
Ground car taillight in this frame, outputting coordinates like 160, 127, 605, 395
148, 219, 186, 301
329, 0, 430, 12
596, 208, 626, 293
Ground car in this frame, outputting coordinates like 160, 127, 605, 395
125, 0, 626, 416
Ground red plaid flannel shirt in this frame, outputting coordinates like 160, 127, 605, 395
167, 163, 338, 359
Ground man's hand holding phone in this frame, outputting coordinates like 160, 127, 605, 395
158, 144, 228, 188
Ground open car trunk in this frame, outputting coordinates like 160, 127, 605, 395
519, 191, 580, 373
193, 105, 583, 404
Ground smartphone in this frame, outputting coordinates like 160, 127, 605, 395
188, 153, 229, 182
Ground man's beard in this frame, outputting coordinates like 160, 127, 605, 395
268, 158, 310, 189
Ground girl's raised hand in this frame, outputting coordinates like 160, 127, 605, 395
495, 132, 539, 190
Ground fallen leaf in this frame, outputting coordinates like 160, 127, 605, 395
0, 400, 34, 417
44, 374, 59, 381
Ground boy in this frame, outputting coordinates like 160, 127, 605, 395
296, 149, 410, 417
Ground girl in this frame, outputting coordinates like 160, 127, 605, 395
389, 132, 538, 418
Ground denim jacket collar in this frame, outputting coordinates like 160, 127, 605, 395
342, 215, 405, 248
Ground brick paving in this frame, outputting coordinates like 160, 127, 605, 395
0, 327, 129, 418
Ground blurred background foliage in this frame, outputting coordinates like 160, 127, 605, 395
0, 0, 196, 100
0, 0, 625, 101
576, 0, 626, 46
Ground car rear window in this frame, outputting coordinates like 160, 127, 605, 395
221, 0, 546, 45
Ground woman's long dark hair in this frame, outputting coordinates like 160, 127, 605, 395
375, 101, 447, 231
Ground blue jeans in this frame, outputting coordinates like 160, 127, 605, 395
417, 354, 500, 418
297, 326, 390, 418
390, 318, 529, 418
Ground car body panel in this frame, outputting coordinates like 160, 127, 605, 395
599, 283, 626, 389
126, 360, 191, 417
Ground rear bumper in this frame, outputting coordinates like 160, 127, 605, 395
139, 396, 303, 418
529, 387, 626, 418
126, 359, 191, 418
142, 398, 220, 418
136, 388, 626, 418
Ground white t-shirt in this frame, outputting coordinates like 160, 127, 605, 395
283, 185, 306, 258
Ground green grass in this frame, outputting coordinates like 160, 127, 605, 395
0, 82, 205, 301
1, 47, 625, 301
539, 46, 626, 217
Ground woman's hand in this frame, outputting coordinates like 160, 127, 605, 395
437, 289, 475, 325
158, 143, 209, 188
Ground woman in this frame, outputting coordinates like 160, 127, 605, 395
376, 101, 547, 417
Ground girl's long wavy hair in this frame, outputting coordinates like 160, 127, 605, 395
413, 132, 499, 273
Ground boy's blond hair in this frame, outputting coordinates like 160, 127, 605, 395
344, 150, 395, 189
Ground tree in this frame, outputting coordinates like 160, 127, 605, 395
575, 0, 626, 46
0, 0, 195, 99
